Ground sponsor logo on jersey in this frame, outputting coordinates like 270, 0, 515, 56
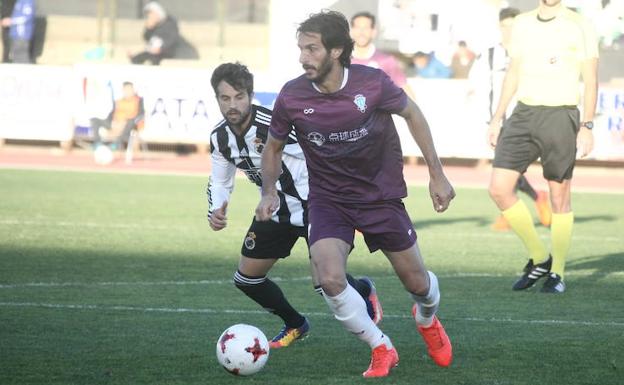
353, 94, 367, 113
303, 108, 315, 115
328, 128, 368, 143
307, 132, 326, 146
244, 232, 256, 250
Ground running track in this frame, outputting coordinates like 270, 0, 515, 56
1, 145, 622, 194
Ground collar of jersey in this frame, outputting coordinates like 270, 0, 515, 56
312, 67, 349, 93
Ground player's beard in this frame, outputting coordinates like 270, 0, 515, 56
225, 105, 252, 130
303, 54, 333, 84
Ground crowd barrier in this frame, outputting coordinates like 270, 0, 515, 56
0, 63, 622, 161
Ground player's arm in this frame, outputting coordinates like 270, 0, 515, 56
399, 99, 455, 212
256, 133, 285, 221
487, 57, 519, 148
207, 150, 236, 231
577, 57, 598, 158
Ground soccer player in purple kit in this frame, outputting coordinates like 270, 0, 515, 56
256, 11, 455, 378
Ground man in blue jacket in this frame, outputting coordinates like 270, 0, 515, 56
0, 0, 34, 63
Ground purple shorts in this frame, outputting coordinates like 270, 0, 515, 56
308, 198, 417, 253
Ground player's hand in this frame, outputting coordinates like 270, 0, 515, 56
255, 192, 280, 222
487, 119, 502, 149
209, 201, 228, 231
429, 174, 455, 213
577, 127, 594, 158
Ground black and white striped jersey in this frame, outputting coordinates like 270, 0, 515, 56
207, 105, 308, 227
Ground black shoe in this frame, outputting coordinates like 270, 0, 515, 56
512, 256, 552, 291
540, 273, 566, 293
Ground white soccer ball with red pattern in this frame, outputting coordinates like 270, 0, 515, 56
216, 324, 270, 376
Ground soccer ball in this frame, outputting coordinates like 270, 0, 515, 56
93, 144, 114, 165
216, 324, 270, 376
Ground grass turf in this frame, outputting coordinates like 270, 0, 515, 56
0, 168, 622, 384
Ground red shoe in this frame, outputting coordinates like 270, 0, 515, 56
535, 191, 552, 227
362, 344, 399, 378
412, 305, 453, 367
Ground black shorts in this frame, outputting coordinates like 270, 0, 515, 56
493, 102, 580, 182
240, 218, 308, 259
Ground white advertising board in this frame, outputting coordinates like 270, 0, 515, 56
0, 64, 76, 141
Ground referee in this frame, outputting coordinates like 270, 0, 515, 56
487, 0, 598, 293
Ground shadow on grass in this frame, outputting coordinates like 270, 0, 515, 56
566, 252, 624, 279
573, 214, 618, 224
413, 216, 491, 230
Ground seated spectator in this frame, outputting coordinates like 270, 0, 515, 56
450, 40, 476, 79
1, 0, 34, 63
408, 51, 451, 79
90, 81, 144, 150
128, 1, 179, 65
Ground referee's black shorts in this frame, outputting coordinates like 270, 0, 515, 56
240, 217, 308, 259
493, 102, 580, 182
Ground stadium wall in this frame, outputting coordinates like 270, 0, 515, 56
0, 64, 622, 161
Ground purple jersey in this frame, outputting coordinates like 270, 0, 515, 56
270, 64, 408, 203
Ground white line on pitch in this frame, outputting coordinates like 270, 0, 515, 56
1, 271, 621, 289
1, 301, 622, 328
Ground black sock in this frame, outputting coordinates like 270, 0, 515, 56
346, 273, 371, 298
234, 271, 305, 328
516, 175, 538, 200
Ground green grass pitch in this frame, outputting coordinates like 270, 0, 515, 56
0, 168, 622, 384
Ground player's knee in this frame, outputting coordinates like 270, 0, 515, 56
319, 275, 347, 297
488, 184, 510, 204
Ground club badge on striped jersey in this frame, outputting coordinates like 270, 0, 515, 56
253, 137, 265, 154
353, 94, 367, 113
244, 232, 256, 250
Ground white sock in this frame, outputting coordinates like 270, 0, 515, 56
323, 284, 392, 349
411, 271, 440, 328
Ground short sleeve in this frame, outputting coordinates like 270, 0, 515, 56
378, 70, 408, 114
268, 90, 293, 141
581, 18, 599, 59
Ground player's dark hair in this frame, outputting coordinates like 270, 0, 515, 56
298, 10, 354, 67
122, 81, 134, 87
210, 62, 254, 96
499, 7, 520, 21
350, 11, 376, 28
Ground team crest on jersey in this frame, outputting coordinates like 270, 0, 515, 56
253, 137, 265, 154
307, 132, 325, 146
353, 94, 367, 113
244, 232, 256, 250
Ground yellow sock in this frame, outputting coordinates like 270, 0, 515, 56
550, 212, 574, 278
502, 200, 549, 263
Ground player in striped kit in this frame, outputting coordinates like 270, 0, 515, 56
206, 62, 382, 349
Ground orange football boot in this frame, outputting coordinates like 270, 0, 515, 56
362, 344, 399, 378
412, 305, 453, 367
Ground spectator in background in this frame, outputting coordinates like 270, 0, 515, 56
450, 40, 475, 79
1, 0, 16, 63
350, 11, 407, 87
128, 1, 179, 65
1, 0, 34, 63
409, 51, 451, 79
90, 81, 144, 150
